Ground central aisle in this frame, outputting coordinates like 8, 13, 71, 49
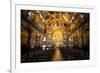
52, 48, 63, 61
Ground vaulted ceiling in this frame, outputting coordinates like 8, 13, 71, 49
21, 10, 89, 36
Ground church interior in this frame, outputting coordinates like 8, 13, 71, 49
21, 10, 90, 63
